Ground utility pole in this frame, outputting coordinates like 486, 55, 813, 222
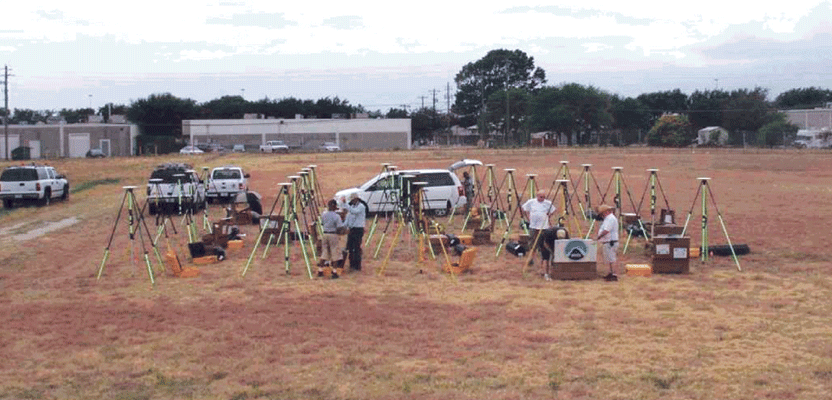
418, 95, 427, 109
430, 88, 439, 114
3, 65, 10, 161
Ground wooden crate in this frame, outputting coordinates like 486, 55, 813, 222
550, 239, 597, 280
651, 235, 690, 274
472, 229, 491, 245
550, 262, 597, 280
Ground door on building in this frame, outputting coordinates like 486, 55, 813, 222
0, 135, 20, 159
100, 139, 111, 157
68, 133, 90, 158
28, 140, 41, 159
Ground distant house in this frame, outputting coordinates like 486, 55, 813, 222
697, 126, 729, 146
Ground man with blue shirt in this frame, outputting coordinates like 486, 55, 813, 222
340, 192, 368, 271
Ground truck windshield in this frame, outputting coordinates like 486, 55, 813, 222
212, 169, 241, 179
1, 169, 38, 181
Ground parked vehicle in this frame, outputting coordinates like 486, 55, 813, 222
333, 161, 476, 216
179, 145, 204, 154
259, 140, 289, 153
206, 166, 249, 203
146, 163, 205, 215
86, 148, 106, 158
0, 164, 69, 208
232, 144, 246, 153
320, 142, 341, 152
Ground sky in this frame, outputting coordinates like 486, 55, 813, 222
2, 1, 832, 113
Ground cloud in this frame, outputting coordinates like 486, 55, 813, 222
322, 16, 364, 30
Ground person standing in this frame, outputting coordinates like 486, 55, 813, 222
595, 204, 620, 281
462, 171, 475, 215
318, 199, 345, 279
340, 192, 368, 271
521, 190, 555, 280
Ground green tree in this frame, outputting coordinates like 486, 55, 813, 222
757, 114, 799, 147
722, 87, 773, 145
647, 114, 693, 147
127, 93, 200, 136
485, 88, 531, 144
775, 87, 832, 109
10, 109, 53, 124
201, 95, 249, 119
59, 108, 95, 124
454, 49, 546, 129
610, 95, 651, 145
529, 84, 612, 145
637, 89, 688, 127
97, 103, 128, 122
530, 87, 575, 143
386, 107, 409, 118
687, 89, 729, 131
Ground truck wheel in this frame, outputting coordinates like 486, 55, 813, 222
3, 199, 13, 209
61, 184, 69, 201
41, 189, 52, 206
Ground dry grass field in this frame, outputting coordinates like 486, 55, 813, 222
1, 147, 831, 400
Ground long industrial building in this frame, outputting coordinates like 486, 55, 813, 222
182, 117, 412, 151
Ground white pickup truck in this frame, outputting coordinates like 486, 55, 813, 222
206, 166, 249, 203
259, 140, 289, 153
0, 164, 69, 208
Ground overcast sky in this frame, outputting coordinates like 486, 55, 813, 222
2, 1, 831, 112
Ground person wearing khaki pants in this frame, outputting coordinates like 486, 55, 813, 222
595, 204, 620, 281
319, 199, 345, 279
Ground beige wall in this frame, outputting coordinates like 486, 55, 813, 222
183, 118, 411, 151
3, 123, 135, 158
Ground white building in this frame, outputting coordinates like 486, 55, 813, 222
182, 118, 411, 151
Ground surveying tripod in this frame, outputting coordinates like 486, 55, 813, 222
681, 178, 742, 270
97, 186, 162, 286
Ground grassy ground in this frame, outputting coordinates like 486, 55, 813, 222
1, 148, 831, 399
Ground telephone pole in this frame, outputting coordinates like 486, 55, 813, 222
3, 65, 10, 161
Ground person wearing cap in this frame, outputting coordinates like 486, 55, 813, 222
521, 190, 555, 280
595, 204, 619, 281
318, 199, 345, 279
339, 192, 368, 271
462, 171, 475, 215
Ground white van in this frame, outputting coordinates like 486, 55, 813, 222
334, 160, 481, 216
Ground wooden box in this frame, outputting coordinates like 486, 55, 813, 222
651, 235, 690, 274
429, 234, 449, 248
472, 228, 491, 245
550, 239, 597, 280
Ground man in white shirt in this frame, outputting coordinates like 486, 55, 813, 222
595, 204, 619, 281
521, 190, 555, 280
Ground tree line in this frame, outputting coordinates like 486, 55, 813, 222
7, 95, 363, 136
7, 48, 832, 148
442, 49, 831, 147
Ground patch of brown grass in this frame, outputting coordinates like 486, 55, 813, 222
1, 149, 832, 399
